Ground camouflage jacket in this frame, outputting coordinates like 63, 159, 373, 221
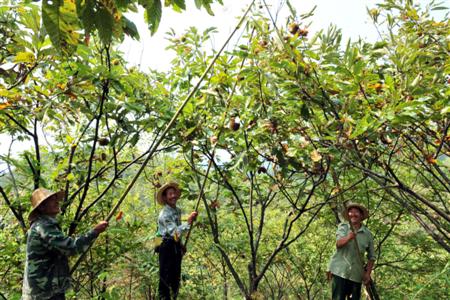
22, 215, 98, 300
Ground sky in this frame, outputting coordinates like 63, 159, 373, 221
118, 0, 384, 71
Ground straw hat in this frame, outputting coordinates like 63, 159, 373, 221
156, 182, 181, 205
343, 202, 369, 221
29, 188, 64, 221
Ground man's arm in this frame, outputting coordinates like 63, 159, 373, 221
40, 221, 108, 256
363, 232, 376, 284
336, 231, 356, 248
363, 260, 375, 284
336, 224, 356, 248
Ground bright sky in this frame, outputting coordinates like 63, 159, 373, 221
118, 0, 384, 71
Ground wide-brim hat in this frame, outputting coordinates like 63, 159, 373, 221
156, 182, 181, 205
343, 202, 369, 221
29, 188, 64, 221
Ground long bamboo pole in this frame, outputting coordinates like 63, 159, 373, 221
183, 39, 248, 249
183, 156, 214, 249
70, 0, 256, 275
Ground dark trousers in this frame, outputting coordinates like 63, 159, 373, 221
49, 294, 65, 300
158, 238, 183, 300
332, 274, 362, 300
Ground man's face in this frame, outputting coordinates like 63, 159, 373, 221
39, 196, 61, 216
163, 187, 179, 207
348, 207, 363, 224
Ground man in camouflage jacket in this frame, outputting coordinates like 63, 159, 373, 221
22, 188, 108, 300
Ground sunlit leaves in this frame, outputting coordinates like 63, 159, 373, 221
14, 52, 35, 64
310, 150, 322, 162
37, 0, 222, 50
42, 0, 80, 55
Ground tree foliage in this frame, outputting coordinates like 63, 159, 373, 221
0, 0, 449, 299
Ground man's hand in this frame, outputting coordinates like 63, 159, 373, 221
187, 211, 198, 224
363, 260, 374, 285
336, 231, 356, 248
347, 231, 356, 240
363, 271, 371, 285
326, 271, 332, 283
93, 221, 109, 235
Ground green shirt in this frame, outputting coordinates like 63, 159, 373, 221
22, 215, 98, 300
327, 223, 376, 283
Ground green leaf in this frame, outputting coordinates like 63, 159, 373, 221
172, 0, 186, 10
372, 41, 388, 50
184, 126, 197, 139
122, 16, 140, 41
440, 106, 450, 115
65, 134, 74, 144
42, 0, 80, 54
199, 1, 214, 15
300, 104, 310, 120
66, 173, 75, 181
304, 50, 319, 60
144, 0, 162, 35
20, 4, 41, 33
194, 0, 202, 9
352, 61, 364, 77
14, 52, 35, 64
183, 102, 194, 115
125, 102, 146, 113
350, 115, 371, 138
115, 0, 133, 9
76, 0, 95, 34
410, 73, 422, 87
129, 133, 140, 146
96, 6, 114, 44
431, 6, 448, 10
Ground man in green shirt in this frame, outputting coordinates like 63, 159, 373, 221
327, 203, 375, 300
22, 188, 108, 300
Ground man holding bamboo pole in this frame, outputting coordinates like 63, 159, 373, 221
327, 203, 376, 300
22, 188, 108, 300
156, 182, 198, 300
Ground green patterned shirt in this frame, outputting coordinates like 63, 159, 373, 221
327, 223, 376, 283
22, 215, 98, 299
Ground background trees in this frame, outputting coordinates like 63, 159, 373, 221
1, 0, 448, 299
